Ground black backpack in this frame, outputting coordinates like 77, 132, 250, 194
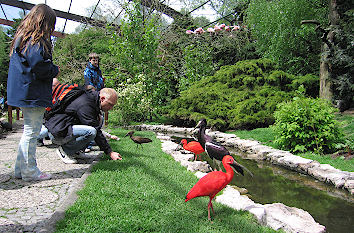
44, 83, 85, 120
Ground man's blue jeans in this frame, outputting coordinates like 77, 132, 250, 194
15, 107, 45, 181
47, 125, 96, 156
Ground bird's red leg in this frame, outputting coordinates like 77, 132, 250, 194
207, 198, 214, 220
210, 201, 215, 215
208, 204, 211, 220
194, 154, 197, 161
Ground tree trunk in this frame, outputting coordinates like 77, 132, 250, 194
319, 43, 332, 100
319, 0, 339, 101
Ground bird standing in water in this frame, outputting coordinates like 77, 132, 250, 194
194, 118, 229, 170
125, 131, 152, 148
180, 139, 205, 161
185, 155, 247, 221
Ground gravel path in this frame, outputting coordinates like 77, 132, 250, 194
0, 120, 102, 233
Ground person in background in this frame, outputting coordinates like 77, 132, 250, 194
83, 52, 106, 152
84, 53, 104, 91
7, 4, 59, 181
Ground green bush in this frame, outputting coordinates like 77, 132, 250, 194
272, 91, 344, 154
166, 59, 319, 130
109, 77, 153, 125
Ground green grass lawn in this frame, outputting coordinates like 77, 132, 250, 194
55, 129, 276, 233
228, 113, 354, 172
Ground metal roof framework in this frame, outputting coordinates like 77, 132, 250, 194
0, 0, 225, 37
0, 0, 122, 37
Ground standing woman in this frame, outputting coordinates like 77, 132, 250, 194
7, 4, 59, 181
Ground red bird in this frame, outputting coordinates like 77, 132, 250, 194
180, 139, 205, 161
185, 155, 247, 221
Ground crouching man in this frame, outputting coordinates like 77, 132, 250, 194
44, 88, 122, 163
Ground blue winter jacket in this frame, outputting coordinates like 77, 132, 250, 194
7, 38, 59, 108
83, 62, 104, 91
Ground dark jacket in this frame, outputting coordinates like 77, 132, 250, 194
84, 63, 105, 91
7, 38, 59, 108
44, 90, 112, 154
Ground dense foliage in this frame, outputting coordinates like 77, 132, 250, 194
163, 16, 258, 92
108, 1, 177, 122
167, 59, 319, 130
329, 1, 354, 110
272, 89, 344, 154
53, 28, 115, 84
245, 0, 328, 75
0, 27, 10, 97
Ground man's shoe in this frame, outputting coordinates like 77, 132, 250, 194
56, 146, 77, 164
84, 148, 91, 153
75, 150, 93, 159
37, 139, 44, 147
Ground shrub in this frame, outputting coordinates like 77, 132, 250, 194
272, 89, 344, 154
167, 59, 319, 130
109, 76, 153, 125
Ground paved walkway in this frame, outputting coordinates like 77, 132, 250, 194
0, 119, 102, 233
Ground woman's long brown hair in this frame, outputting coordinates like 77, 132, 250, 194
9, 4, 56, 56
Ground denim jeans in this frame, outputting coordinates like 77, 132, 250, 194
38, 125, 49, 139
49, 125, 96, 156
15, 107, 45, 181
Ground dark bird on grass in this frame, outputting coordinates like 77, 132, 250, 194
0, 121, 12, 131
194, 118, 229, 170
185, 155, 248, 221
180, 139, 205, 161
125, 131, 152, 148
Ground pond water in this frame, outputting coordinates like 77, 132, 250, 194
171, 135, 354, 233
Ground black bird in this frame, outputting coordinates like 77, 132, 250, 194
125, 131, 152, 148
194, 119, 229, 170
0, 121, 12, 131
194, 119, 253, 176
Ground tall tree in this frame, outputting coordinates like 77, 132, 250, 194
245, 0, 328, 76
302, 0, 353, 110
322, 0, 353, 111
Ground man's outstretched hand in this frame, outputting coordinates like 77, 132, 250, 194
110, 152, 122, 160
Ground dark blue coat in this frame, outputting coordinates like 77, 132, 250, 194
7, 39, 59, 108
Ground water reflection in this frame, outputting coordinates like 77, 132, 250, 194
170, 134, 354, 233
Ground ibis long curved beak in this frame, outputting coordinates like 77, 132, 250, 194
231, 161, 253, 177
194, 120, 202, 130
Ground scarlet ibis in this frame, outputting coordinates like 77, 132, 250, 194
125, 131, 152, 148
185, 155, 246, 220
194, 118, 229, 170
180, 139, 205, 161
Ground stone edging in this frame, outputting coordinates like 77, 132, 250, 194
127, 124, 354, 195
155, 132, 325, 233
